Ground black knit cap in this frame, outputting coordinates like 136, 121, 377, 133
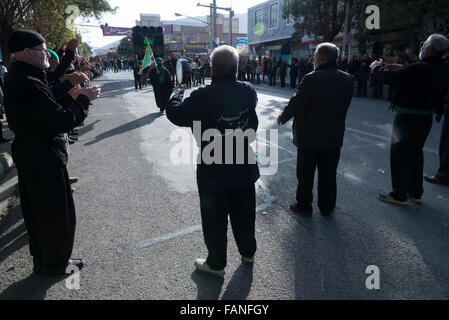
8, 29, 46, 53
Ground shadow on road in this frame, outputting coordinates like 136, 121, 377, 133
191, 271, 224, 300
0, 274, 66, 300
84, 112, 163, 146
222, 264, 254, 300
77, 119, 101, 136
0, 204, 28, 265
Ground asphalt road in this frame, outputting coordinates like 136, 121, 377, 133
1, 71, 448, 300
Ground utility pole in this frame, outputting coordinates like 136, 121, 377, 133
210, 4, 214, 52
342, 0, 350, 62
212, 0, 216, 46
229, 10, 234, 47
198, 2, 234, 47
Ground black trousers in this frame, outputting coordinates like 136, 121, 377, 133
296, 149, 341, 213
198, 184, 257, 270
280, 75, 286, 87
134, 74, 142, 89
357, 74, 368, 97
373, 82, 383, 99
269, 73, 276, 86
390, 113, 433, 200
437, 114, 449, 181
17, 163, 76, 269
290, 75, 297, 89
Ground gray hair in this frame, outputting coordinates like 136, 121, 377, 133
315, 42, 340, 64
210, 45, 239, 76
428, 34, 449, 57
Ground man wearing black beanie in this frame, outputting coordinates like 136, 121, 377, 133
4, 29, 101, 276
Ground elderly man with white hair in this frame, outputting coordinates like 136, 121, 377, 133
278, 42, 354, 217
166, 45, 259, 277
371, 34, 449, 206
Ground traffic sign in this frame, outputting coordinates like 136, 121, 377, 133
346, 32, 353, 45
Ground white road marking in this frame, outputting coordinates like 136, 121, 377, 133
137, 225, 202, 249
347, 127, 438, 155
256, 179, 277, 212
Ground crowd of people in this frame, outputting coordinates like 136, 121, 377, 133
233, 52, 428, 103
1, 26, 448, 281
165, 34, 449, 276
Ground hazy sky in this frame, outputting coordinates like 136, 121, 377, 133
76, 0, 266, 48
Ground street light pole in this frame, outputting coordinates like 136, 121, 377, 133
174, 13, 209, 55
212, 0, 216, 47
342, 0, 350, 61
197, 2, 234, 47
229, 10, 234, 47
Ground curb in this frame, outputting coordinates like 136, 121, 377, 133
0, 151, 14, 179
0, 149, 18, 224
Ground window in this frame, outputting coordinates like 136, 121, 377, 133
269, 2, 279, 28
255, 9, 262, 27
284, 14, 294, 25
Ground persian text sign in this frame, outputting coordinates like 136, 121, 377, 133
101, 26, 132, 36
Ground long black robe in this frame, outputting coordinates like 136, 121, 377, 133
4, 61, 90, 269
149, 66, 174, 110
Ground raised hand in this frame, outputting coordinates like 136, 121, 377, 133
67, 38, 79, 52
68, 87, 83, 100
61, 71, 89, 86
80, 85, 101, 102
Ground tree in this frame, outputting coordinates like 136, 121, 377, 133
351, 0, 449, 55
377, 0, 449, 56
118, 36, 133, 56
77, 33, 93, 57
282, 0, 348, 43
0, 0, 115, 66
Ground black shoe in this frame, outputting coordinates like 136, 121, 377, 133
377, 193, 408, 206
69, 135, 78, 141
290, 202, 312, 217
68, 139, 75, 145
34, 259, 85, 276
424, 175, 449, 186
320, 209, 334, 217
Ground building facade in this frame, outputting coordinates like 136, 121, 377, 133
248, 0, 359, 62
136, 13, 247, 58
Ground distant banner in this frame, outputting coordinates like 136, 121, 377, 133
163, 25, 173, 35
101, 26, 132, 36
236, 37, 249, 55
184, 43, 209, 51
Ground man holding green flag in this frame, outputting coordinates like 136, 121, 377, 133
149, 57, 174, 112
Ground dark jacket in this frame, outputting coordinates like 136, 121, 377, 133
279, 62, 354, 149
46, 48, 75, 83
4, 61, 90, 168
166, 74, 260, 190
372, 56, 449, 115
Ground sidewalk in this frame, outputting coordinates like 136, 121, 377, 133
0, 119, 17, 223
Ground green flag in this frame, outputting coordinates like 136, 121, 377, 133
139, 38, 156, 75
